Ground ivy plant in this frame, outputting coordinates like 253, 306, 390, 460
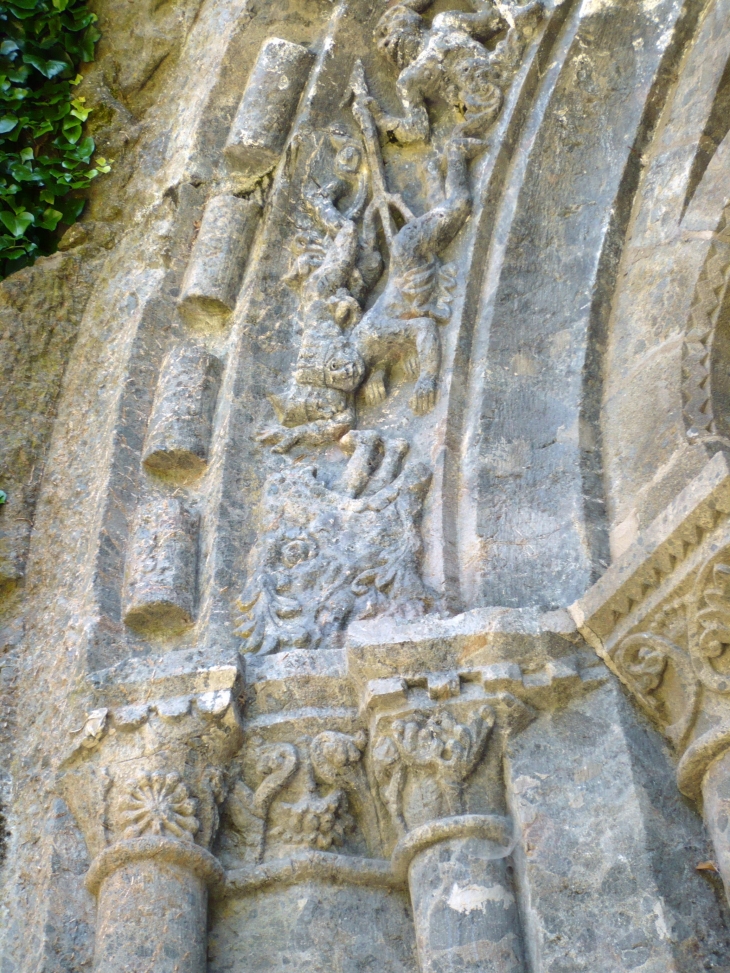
0, 0, 109, 279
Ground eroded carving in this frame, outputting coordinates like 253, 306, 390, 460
695, 561, 730, 688
611, 631, 699, 748
120, 771, 199, 841
269, 781, 353, 851
238, 24, 542, 652
681, 207, 730, 446
226, 740, 298, 861
373, 704, 495, 835
226, 731, 374, 861
236, 446, 434, 654
371, 0, 544, 144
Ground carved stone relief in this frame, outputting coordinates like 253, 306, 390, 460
572, 453, 730, 909
232, 3, 546, 656
10, 0, 730, 971
682, 204, 730, 448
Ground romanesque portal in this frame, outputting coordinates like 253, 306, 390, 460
3, 0, 730, 970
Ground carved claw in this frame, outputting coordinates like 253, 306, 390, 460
410, 377, 437, 415
402, 355, 420, 380
362, 369, 387, 406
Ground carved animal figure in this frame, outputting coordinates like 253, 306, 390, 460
259, 221, 366, 453
372, 0, 544, 143
350, 136, 476, 414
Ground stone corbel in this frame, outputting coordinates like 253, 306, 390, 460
571, 451, 730, 903
364, 674, 534, 973
58, 651, 244, 973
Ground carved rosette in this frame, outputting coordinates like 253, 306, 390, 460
59, 656, 244, 896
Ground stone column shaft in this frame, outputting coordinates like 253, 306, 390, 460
60, 654, 243, 973
93, 858, 208, 973
702, 748, 730, 901
408, 836, 524, 973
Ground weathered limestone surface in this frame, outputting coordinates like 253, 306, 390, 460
4, 0, 730, 971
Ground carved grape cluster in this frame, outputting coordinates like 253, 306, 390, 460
269, 789, 352, 850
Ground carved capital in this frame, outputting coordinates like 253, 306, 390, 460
571, 453, 730, 903
225, 727, 378, 865
365, 674, 532, 862
59, 652, 244, 891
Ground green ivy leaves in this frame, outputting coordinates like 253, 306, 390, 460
0, 0, 108, 278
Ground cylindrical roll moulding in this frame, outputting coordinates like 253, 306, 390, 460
179, 195, 260, 328
407, 836, 526, 973
702, 748, 730, 902
143, 345, 223, 480
123, 496, 199, 636
223, 38, 314, 177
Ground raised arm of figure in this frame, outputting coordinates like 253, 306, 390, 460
305, 220, 360, 301
257, 413, 353, 453
434, 0, 506, 41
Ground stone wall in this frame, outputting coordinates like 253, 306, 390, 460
3, 0, 730, 971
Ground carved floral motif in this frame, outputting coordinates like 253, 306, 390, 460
373, 704, 495, 834
226, 732, 373, 860
269, 788, 353, 850
120, 771, 199, 841
611, 629, 700, 748
236, 453, 434, 654
697, 562, 730, 663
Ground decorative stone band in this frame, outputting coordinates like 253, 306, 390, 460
85, 836, 225, 897
677, 722, 730, 802
390, 813, 513, 883
223, 815, 512, 897
225, 850, 402, 896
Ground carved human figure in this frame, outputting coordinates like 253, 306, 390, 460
259, 220, 366, 453
287, 134, 383, 301
261, 134, 479, 451
351, 136, 477, 414
372, 0, 544, 144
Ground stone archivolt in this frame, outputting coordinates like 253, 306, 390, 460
9, 0, 730, 971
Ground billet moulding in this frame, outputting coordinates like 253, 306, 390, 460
178, 195, 260, 328
223, 37, 315, 178
142, 344, 223, 480
122, 495, 199, 636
